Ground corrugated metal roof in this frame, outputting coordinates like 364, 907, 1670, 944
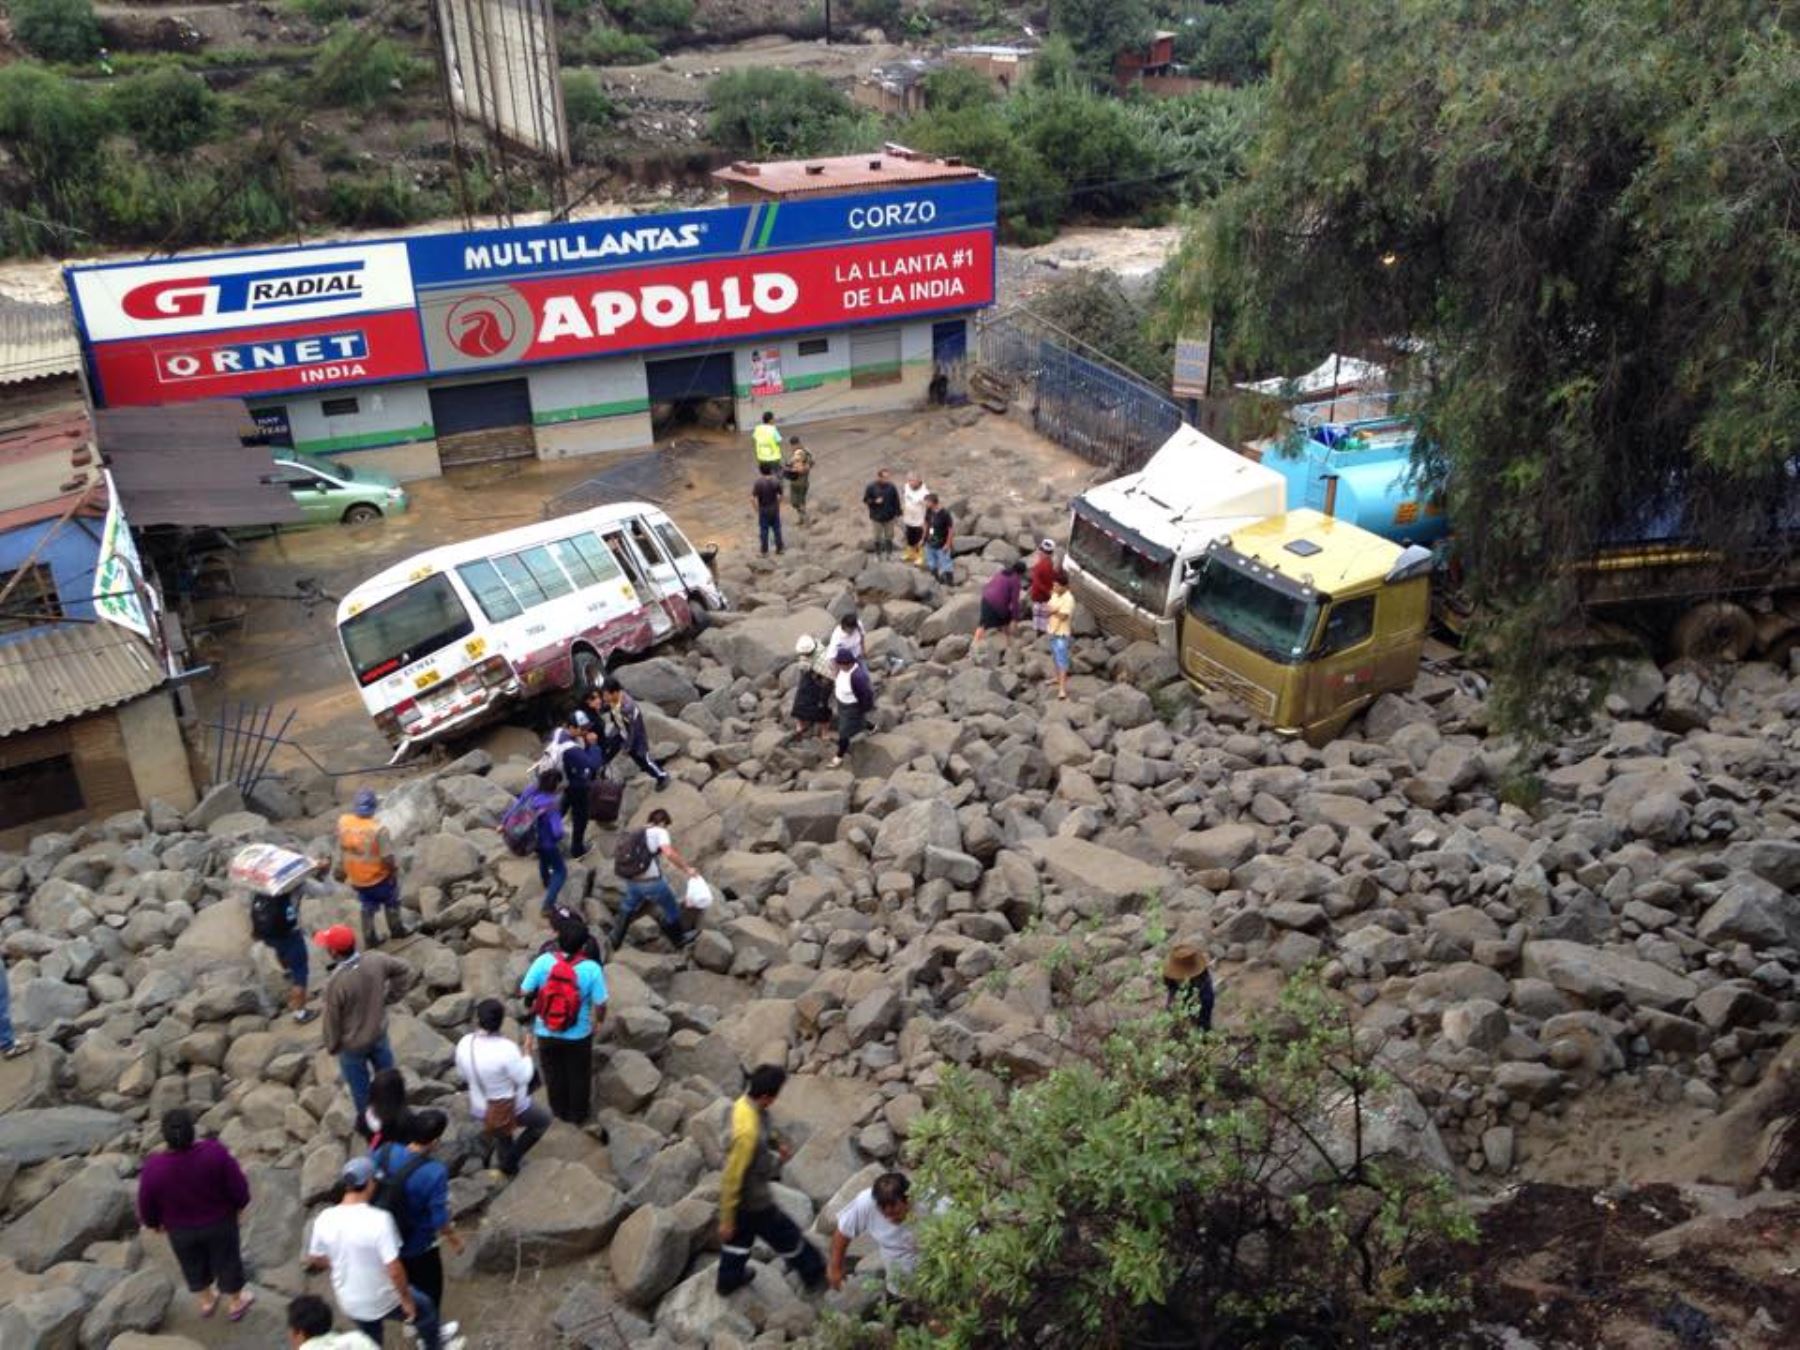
714, 151, 982, 197
0, 623, 164, 737
96, 402, 305, 527
0, 296, 82, 387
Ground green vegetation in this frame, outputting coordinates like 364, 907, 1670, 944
312, 24, 423, 108
562, 69, 618, 130
1050, 0, 1154, 84
606, 0, 693, 33
1170, 0, 1274, 84
845, 0, 902, 33
281, 0, 372, 21
7, 0, 101, 63
1032, 272, 1170, 384
844, 971, 1472, 1346
919, 64, 995, 115
559, 26, 660, 67
109, 66, 219, 156
707, 68, 876, 158
1195, 0, 1800, 734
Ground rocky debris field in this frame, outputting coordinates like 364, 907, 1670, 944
3, 420, 1800, 1346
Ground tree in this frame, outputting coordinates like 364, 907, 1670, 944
906, 105, 1065, 244
921, 63, 996, 115
1195, 0, 1800, 733
707, 68, 869, 158
1014, 84, 1172, 217
1172, 0, 1275, 85
0, 62, 107, 189
8, 0, 101, 63
1050, 0, 1154, 85
876, 971, 1473, 1347
110, 66, 218, 156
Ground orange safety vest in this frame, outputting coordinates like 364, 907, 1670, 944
338, 814, 392, 888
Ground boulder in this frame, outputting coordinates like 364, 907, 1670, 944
0, 1288, 87, 1350
476, 1160, 629, 1271
608, 1204, 690, 1308
845, 986, 901, 1048
872, 798, 962, 873
0, 1107, 129, 1165
411, 833, 484, 888
613, 656, 701, 710
596, 1049, 663, 1113
1024, 836, 1173, 909
1171, 823, 1258, 872
1441, 999, 1509, 1053
917, 594, 983, 645
654, 1266, 757, 1342
1720, 838, 1800, 891
1696, 874, 1800, 952
698, 606, 836, 679
1520, 940, 1698, 1012
1093, 683, 1155, 730
80, 1268, 174, 1350
0, 1165, 134, 1272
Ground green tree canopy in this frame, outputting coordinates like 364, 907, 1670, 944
1197, 0, 1800, 729
1050, 0, 1154, 84
110, 66, 218, 156
706, 68, 869, 158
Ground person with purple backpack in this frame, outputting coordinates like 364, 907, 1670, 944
505, 769, 567, 913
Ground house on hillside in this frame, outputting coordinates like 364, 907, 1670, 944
946, 43, 1039, 94
1114, 30, 1211, 97
854, 56, 945, 117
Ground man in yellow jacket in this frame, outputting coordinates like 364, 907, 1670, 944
335, 789, 408, 948
716, 1065, 825, 1295
751, 411, 783, 471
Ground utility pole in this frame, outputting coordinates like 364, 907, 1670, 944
824, 0, 832, 44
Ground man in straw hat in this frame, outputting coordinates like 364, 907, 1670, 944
1162, 943, 1215, 1032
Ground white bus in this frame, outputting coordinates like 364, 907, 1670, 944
336, 501, 726, 755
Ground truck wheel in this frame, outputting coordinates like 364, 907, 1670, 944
1670, 601, 1756, 662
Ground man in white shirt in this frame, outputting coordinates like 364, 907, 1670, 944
606, 808, 699, 952
455, 998, 552, 1176
900, 473, 931, 566
828, 1170, 924, 1296
304, 1157, 442, 1350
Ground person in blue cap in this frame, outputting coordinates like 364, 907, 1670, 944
335, 789, 408, 947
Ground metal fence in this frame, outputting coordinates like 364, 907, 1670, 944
974, 307, 1187, 474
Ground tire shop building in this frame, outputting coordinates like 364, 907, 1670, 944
63, 150, 997, 479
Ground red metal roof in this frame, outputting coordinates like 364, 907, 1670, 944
714, 149, 982, 197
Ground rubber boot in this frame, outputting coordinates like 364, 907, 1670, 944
362, 913, 384, 949
386, 906, 410, 941
606, 916, 628, 953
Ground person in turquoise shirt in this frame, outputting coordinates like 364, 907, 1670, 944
518, 920, 608, 1126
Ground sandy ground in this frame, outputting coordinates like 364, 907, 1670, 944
195, 406, 1100, 782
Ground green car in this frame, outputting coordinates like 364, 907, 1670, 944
268, 452, 409, 527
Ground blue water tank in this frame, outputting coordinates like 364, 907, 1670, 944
1265, 417, 1450, 546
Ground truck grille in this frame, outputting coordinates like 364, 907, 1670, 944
1186, 651, 1276, 719
1069, 575, 1158, 644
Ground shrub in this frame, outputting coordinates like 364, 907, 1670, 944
921, 64, 994, 115
1032, 272, 1168, 383
0, 62, 107, 186
281, 0, 370, 21
886, 971, 1475, 1346
707, 67, 866, 158
110, 66, 219, 155
325, 171, 435, 228
559, 26, 658, 66
1173, 0, 1274, 85
906, 105, 1063, 244
1049, 0, 1153, 84
8, 0, 101, 63
311, 25, 421, 108
1013, 83, 1172, 217
845, 0, 900, 32
561, 69, 617, 128
608, 0, 692, 34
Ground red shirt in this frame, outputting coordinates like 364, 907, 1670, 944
1029, 553, 1057, 603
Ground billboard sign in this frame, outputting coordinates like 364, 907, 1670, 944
435, 0, 568, 164
66, 179, 999, 408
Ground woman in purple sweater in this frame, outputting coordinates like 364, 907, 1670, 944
137, 1109, 254, 1320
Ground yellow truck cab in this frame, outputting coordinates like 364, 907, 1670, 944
1178, 509, 1435, 744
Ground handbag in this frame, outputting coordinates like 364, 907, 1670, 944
482, 1096, 518, 1134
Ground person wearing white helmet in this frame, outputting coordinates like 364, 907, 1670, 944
790, 634, 836, 743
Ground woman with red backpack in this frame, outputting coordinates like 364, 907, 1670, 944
517, 919, 607, 1125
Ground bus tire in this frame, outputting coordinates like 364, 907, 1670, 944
686, 594, 712, 633
571, 646, 604, 695
1671, 601, 1756, 662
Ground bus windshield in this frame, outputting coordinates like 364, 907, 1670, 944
1068, 513, 1173, 610
339, 574, 474, 685
1186, 555, 1318, 664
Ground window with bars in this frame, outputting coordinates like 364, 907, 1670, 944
0, 564, 61, 632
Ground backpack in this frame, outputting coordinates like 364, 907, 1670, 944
251, 892, 295, 941
613, 828, 654, 880
372, 1147, 430, 1248
500, 796, 542, 856
532, 954, 583, 1034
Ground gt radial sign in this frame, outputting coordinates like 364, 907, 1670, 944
65, 179, 998, 407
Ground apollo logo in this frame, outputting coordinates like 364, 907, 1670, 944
121, 262, 366, 322
536, 273, 798, 343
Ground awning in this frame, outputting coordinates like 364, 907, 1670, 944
1071, 498, 1176, 566
0, 622, 164, 737
95, 402, 304, 528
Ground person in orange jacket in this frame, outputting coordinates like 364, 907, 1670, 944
335, 789, 408, 947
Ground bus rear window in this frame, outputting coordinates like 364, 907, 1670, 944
340, 575, 473, 684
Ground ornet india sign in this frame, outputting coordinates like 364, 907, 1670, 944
65, 180, 998, 408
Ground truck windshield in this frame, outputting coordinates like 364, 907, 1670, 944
1186, 555, 1317, 664
339, 574, 474, 685
1069, 514, 1173, 609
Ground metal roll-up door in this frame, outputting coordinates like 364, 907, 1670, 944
645, 352, 734, 401
850, 327, 903, 387
429, 378, 536, 466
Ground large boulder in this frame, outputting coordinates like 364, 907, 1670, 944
80, 1268, 174, 1350
0, 1107, 129, 1165
0, 1165, 134, 1272
1024, 836, 1173, 909
1171, 823, 1258, 872
698, 606, 835, 680
475, 1160, 628, 1271
872, 798, 962, 873
410, 833, 484, 888
608, 1204, 690, 1308
1696, 874, 1800, 952
1520, 940, 1698, 1012
614, 656, 700, 711
0, 1288, 87, 1350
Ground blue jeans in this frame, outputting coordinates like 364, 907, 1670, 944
624, 878, 680, 928
538, 847, 567, 912
354, 1286, 441, 1350
265, 930, 309, 989
925, 543, 953, 577
0, 961, 14, 1049
338, 1034, 396, 1118
1050, 635, 1072, 672
354, 876, 400, 913
758, 512, 784, 554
